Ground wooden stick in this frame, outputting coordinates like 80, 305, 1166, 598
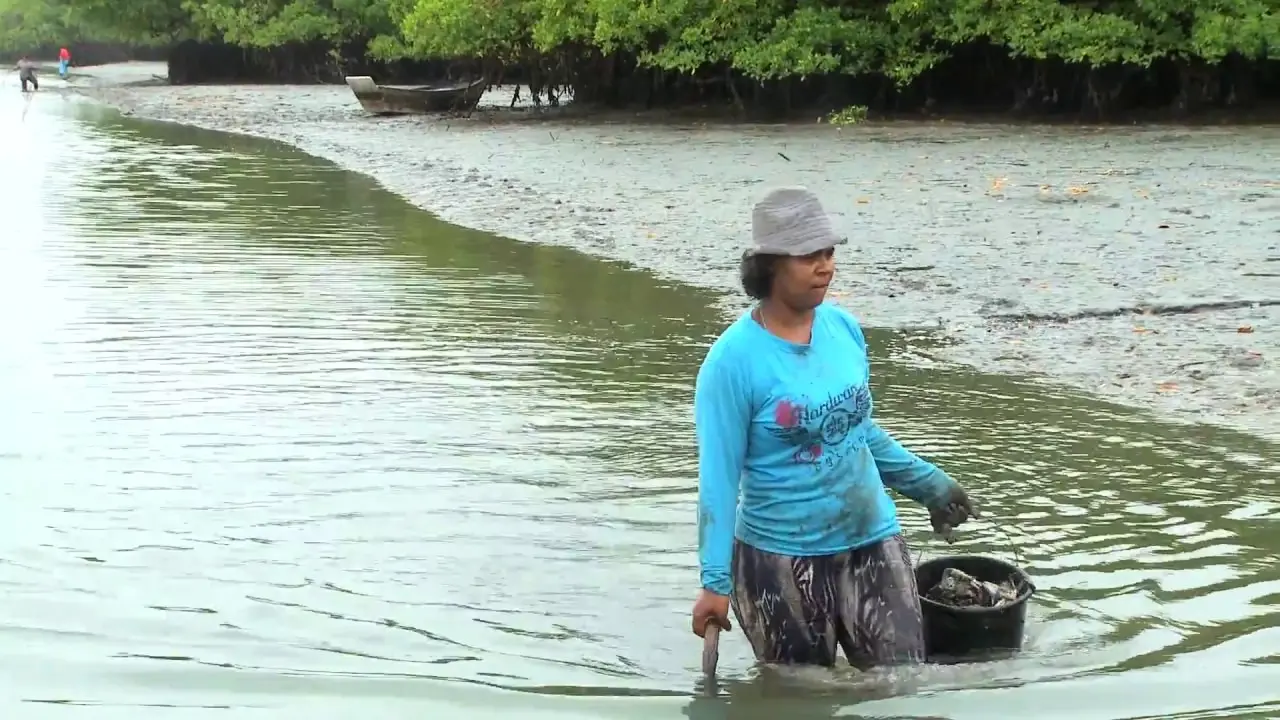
701, 624, 721, 678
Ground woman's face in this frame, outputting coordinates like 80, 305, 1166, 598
773, 247, 836, 310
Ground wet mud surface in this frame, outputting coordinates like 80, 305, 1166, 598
74, 64, 1279, 441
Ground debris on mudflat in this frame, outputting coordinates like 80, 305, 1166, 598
926, 567, 1021, 609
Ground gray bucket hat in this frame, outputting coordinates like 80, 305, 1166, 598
746, 187, 846, 257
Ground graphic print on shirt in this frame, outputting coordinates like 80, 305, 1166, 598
767, 384, 872, 469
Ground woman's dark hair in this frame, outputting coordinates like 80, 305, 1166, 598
740, 251, 781, 300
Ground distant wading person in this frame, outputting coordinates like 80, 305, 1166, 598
17, 57, 38, 92
58, 47, 71, 79
690, 187, 978, 668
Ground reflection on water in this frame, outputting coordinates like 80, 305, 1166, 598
0, 89, 1278, 719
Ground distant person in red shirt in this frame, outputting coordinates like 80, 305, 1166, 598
58, 47, 70, 79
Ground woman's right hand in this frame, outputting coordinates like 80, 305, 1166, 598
691, 589, 732, 637
929, 482, 979, 541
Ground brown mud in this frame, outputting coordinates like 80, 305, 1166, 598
71, 63, 1279, 442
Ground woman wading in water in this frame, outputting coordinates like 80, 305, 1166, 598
691, 187, 977, 668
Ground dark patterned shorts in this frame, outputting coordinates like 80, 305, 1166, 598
730, 534, 926, 668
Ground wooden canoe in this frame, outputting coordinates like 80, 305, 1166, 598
344, 76, 487, 116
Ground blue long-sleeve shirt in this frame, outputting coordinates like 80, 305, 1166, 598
694, 303, 958, 596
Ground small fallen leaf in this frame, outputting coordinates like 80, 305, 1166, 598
855, 197, 870, 204
1067, 185, 1090, 195
1238, 325, 1254, 333
1157, 382, 1179, 392
1133, 326, 1152, 334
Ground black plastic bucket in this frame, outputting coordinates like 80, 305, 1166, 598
915, 554, 1035, 662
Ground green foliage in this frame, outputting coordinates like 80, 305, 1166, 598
1, 0, 188, 49
382, 0, 1280, 84
394, 0, 535, 60
0, 0, 78, 49
1189, 2, 1280, 62
826, 104, 868, 126
888, 0, 1280, 69
189, 0, 403, 48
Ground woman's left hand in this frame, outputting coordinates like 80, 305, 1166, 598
929, 484, 978, 542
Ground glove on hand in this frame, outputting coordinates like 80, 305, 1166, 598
929, 483, 978, 542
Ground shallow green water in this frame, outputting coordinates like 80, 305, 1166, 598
1, 89, 1278, 719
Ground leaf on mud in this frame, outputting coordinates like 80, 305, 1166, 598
855, 197, 870, 204
1157, 382, 1179, 392
988, 177, 1007, 194
1066, 185, 1090, 195
1238, 325, 1255, 334
1133, 326, 1153, 334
